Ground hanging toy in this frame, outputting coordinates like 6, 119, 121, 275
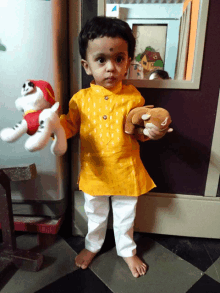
0, 80, 67, 156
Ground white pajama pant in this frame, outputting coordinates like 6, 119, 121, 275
84, 193, 138, 257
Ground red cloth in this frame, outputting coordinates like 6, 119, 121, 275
24, 110, 42, 135
29, 80, 56, 106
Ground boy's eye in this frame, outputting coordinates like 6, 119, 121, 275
97, 57, 105, 64
116, 56, 124, 63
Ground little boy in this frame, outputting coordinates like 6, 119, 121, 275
60, 16, 169, 278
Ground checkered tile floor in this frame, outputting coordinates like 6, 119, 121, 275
2, 230, 220, 293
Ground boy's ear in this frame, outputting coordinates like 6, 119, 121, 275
124, 57, 131, 76
81, 59, 92, 75
126, 57, 131, 71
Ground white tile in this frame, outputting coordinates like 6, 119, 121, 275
205, 257, 220, 283
89, 237, 203, 293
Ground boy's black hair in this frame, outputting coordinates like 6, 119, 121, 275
79, 16, 136, 60
149, 69, 170, 80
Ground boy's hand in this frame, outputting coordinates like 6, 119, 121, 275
142, 114, 173, 140
146, 127, 173, 140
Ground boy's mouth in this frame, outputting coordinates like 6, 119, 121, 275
105, 77, 116, 81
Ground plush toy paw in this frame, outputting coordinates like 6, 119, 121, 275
50, 126, 67, 156
0, 128, 19, 142
0, 120, 28, 142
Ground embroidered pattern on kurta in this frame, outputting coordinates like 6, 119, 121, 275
60, 81, 156, 196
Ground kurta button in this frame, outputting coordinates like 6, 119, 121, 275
103, 115, 107, 120
104, 96, 109, 100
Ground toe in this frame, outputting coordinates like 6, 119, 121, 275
141, 263, 148, 274
81, 261, 89, 269
131, 268, 139, 278
137, 263, 147, 276
75, 261, 81, 268
140, 266, 147, 275
75, 256, 83, 268
137, 266, 144, 276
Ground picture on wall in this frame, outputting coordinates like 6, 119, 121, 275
128, 24, 167, 79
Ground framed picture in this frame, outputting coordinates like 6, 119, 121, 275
129, 23, 167, 80
126, 19, 180, 80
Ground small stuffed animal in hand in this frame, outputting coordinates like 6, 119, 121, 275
125, 105, 172, 138
0, 80, 67, 156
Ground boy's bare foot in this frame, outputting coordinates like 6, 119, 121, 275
75, 249, 97, 269
123, 255, 148, 278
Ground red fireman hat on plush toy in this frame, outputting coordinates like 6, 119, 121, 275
30, 80, 56, 106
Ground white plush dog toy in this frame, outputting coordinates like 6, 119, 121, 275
0, 80, 67, 156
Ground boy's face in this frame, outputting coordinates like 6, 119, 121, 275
81, 37, 131, 89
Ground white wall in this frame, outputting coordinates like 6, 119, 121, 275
0, 1, 63, 206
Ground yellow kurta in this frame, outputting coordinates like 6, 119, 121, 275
60, 81, 156, 196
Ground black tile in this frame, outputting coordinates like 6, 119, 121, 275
65, 235, 85, 254
147, 233, 220, 272
0, 261, 18, 292
187, 274, 220, 293
35, 268, 113, 293
133, 232, 157, 260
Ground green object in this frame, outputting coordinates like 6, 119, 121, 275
154, 60, 164, 67
145, 46, 156, 52
0, 44, 6, 51
135, 54, 142, 62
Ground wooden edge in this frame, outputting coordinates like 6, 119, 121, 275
0, 164, 37, 181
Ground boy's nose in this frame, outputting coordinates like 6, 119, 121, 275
106, 60, 115, 71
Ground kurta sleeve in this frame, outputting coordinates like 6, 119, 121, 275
60, 94, 81, 139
